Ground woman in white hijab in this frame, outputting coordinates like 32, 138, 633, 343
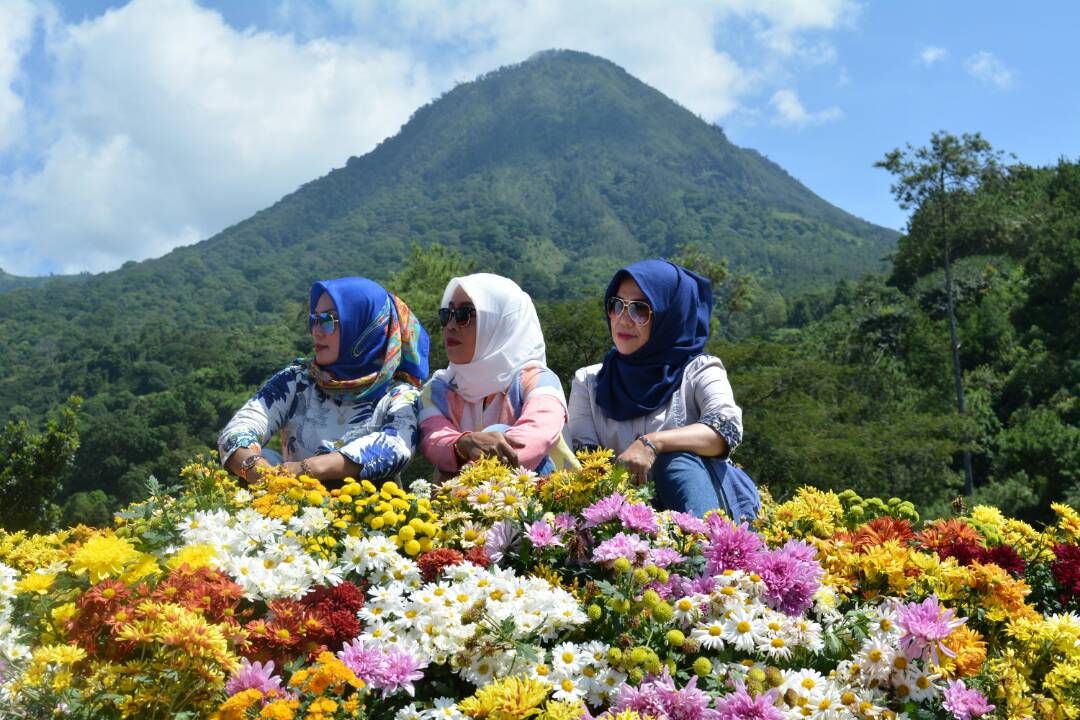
419, 273, 576, 480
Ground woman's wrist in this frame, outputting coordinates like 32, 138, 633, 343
453, 433, 472, 463
637, 433, 660, 456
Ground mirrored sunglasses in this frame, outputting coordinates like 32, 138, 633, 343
606, 296, 653, 325
308, 311, 339, 334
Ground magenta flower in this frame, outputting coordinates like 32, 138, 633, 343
338, 639, 428, 698
647, 546, 686, 568
484, 520, 519, 564
942, 680, 995, 720
525, 520, 563, 548
582, 493, 627, 527
225, 658, 284, 697
552, 512, 577, 533
608, 670, 720, 720
703, 516, 763, 574
754, 539, 824, 616
619, 503, 660, 535
593, 532, 652, 564
671, 511, 707, 535
715, 684, 783, 720
895, 596, 966, 664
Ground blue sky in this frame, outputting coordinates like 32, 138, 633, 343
1, 0, 1077, 276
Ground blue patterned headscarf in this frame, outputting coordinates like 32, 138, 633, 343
594, 259, 713, 421
309, 277, 429, 398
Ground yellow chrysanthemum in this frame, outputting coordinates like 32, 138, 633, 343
937, 625, 987, 678
459, 675, 552, 719
166, 543, 219, 571
15, 572, 56, 595
1053, 502, 1080, 543
68, 533, 141, 582
540, 700, 587, 720
214, 688, 264, 720
259, 699, 299, 720
0, 529, 70, 572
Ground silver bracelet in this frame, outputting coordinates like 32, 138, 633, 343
637, 434, 659, 455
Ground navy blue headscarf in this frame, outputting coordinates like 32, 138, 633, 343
309, 277, 430, 397
594, 259, 713, 421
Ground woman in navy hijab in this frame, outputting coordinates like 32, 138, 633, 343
567, 259, 759, 520
219, 277, 429, 486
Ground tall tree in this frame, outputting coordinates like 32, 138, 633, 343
876, 131, 1007, 494
672, 243, 755, 340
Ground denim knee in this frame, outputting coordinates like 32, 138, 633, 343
651, 451, 723, 518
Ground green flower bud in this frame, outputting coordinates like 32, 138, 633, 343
612, 557, 631, 573
665, 629, 686, 646
587, 604, 603, 621
692, 657, 713, 677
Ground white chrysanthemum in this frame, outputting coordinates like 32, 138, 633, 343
589, 667, 626, 707
690, 620, 727, 651
550, 642, 589, 675
287, 506, 331, 534
891, 665, 939, 703
723, 605, 767, 653
423, 697, 465, 720
672, 594, 707, 624
408, 479, 432, 499
778, 669, 841, 718
0, 563, 17, 602
790, 617, 826, 654
394, 704, 423, 720
550, 672, 588, 703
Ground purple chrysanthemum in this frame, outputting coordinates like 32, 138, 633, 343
754, 540, 824, 616
338, 639, 428, 698
225, 658, 284, 697
525, 520, 562, 548
895, 596, 966, 664
619, 503, 660, 535
582, 493, 627, 527
647, 546, 686, 568
609, 670, 720, 720
485, 520, 519, 564
703, 516, 763, 574
593, 532, 652, 564
715, 684, 783, 720
671, 573, 717, 596
942, 680, 995, 720
552, 512, 577, 533
671, 511, 708, 535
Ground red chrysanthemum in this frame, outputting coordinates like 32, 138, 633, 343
1052, 544, 1080, 599
915, 518, 985, 551
981, 544, 1026, 577
464, 545, 491, 569
151, 564, 245, 625
67, 579, 138, 660
301, 582, 365, 650
417, 548, 465, 582
937, 541, 986, 567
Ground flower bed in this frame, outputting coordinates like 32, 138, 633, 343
1, 451, 1078, 719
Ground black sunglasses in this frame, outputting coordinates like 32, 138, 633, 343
309, 311, 339, 334
438, 306, 476, 328
606, 296, 653, 326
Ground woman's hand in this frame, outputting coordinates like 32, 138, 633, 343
617, 437, 658, 486
456, 431, 525, 467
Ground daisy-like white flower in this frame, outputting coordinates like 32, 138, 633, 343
853, 635, 896, 684
897, 665, 940, 703
672, 594, 707, 624
723, 605, 767, 653
394, 704, 423, 720
288, 506, 330, 534
408, 479, 432, 499
690, 619, 727, 651
550, 642, 588, 675
423, 697, 465, 720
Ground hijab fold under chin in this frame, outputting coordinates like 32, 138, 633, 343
594, 259, 713, 421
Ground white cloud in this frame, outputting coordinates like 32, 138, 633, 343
0, 0, 860, 275
0, 0, 36, 153
964, 50, 1015, 89
919, 46, 947, 65
769, 88, 842, 126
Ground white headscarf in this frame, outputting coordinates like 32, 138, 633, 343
434, 273, 547, 403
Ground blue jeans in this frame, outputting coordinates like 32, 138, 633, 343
484, 424, 555, 476
262, 448, 284, 465
652, 452, 760, 521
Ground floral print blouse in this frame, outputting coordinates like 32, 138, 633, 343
218, 360, 421, 481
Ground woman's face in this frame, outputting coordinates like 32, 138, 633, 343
609, 276, 652, 356
312, 292, 340, 366
443, 285, 477, 364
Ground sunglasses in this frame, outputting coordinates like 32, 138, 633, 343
606, 296, 653, 326
438, 306, 476, 328
309, 311, 339, 334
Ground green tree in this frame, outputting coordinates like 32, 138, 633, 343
0, 396, 82, 531
876, 131, 1007, 494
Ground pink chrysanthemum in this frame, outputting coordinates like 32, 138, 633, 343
942, 680, 995, 720
608, 670, 720, 720
338, 639, 428, 698
593, 532, 652, 564
552, 512, 577, 533
895, 596, 966, 664
225, 658, 284, 697
671, 511, 708, 535
525, 520, 562, 548
703, 516, 763, 574
715, 684, 783, 720
582, 493, 627, 528
619, 503, 660, 535
647, 547, 686, 568
754, 540, 824, 616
